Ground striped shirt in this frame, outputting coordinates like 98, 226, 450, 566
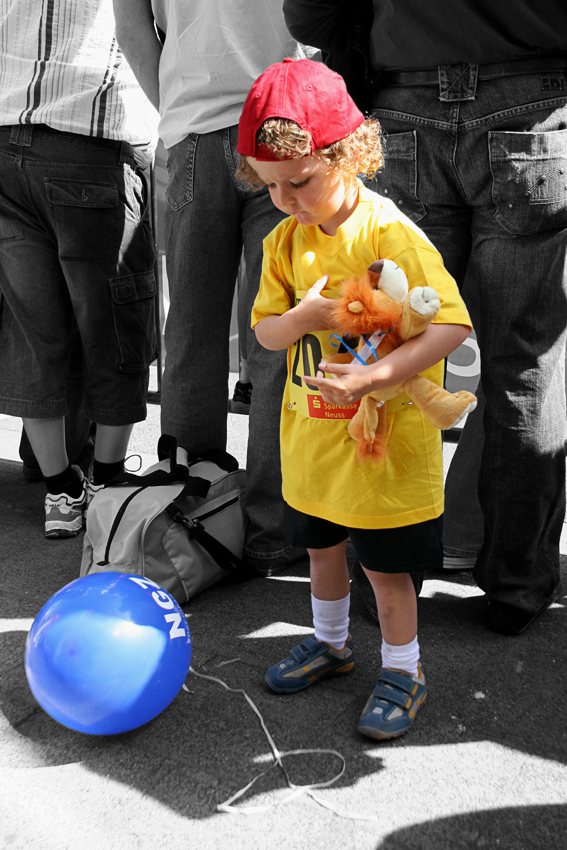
0, 0, 158, 161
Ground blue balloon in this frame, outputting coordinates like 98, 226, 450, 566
25, 572, 192, 735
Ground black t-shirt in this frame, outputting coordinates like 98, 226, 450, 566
284, 0, 567, 71
369, 0, 567, 69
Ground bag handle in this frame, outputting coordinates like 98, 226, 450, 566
166, 504, 244, 572
105, 430, 242, 495
104, 467, 211, 497
157, 433, 180, 471
158, 434, 240, 475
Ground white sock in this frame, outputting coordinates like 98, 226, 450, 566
312, 593, 350, 649
381, 636, 420, 676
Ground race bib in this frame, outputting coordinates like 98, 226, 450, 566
288, 329, 361, 420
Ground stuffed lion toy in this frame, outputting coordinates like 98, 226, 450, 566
326, 259, 477, 464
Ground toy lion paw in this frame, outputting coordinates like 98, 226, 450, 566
409, 286, 441, 317
448, 391, 478, 427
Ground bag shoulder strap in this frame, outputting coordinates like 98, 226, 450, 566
165, 504, 244, 573
95, 475, 210, 567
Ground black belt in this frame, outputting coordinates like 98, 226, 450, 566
377, 53, 567, 88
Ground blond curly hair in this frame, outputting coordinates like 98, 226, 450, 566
237, 117, 384, 188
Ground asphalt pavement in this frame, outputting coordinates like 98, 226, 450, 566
1, 389, 566, 850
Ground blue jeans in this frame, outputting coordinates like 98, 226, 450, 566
161, 125, 292, 561
0, 124, 155, 424
370, 67, 567, 613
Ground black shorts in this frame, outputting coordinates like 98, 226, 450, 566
0, 125, 156, 425
283, 503, 443, 574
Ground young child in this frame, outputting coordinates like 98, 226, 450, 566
237, 59, 472, 740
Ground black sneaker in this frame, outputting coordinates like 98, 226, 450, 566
228, 381, 252, 415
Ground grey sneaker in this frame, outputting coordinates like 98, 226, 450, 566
44, 470, 87, 538
86, 480, 105, 504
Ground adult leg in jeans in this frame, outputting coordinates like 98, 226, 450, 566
455, 81, 567, 631
470, 213, 566, 631
242, 191, 306, 571
161, 126, 302, 572
370, 72, 567, 632
228, 255, 253, 414
161, 130, 242, 454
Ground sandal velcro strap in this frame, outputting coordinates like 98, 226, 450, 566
373, 669, 419, 709
290, 638, 320, 664
372, 683, 412, 710
378, 669, 418, 694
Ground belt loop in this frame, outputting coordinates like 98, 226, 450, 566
438, 63, 479, 102
9, 124, 33, 147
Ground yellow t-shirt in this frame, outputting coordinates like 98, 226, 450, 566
251, 183, 472, 529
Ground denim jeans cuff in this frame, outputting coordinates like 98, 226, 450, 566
243, 544, 293, 561
443, 545, 480, 559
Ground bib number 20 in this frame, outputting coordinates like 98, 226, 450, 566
291, 333, 324, 392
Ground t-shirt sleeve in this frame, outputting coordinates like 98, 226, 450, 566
397, 246, 472, 329
377, 218, 472, 329
250, 230, 295, 328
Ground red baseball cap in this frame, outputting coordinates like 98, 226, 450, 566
237, 58, 365, 161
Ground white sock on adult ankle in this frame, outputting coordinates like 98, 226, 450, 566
312, 593, 350, 649
381, 636, 420, 676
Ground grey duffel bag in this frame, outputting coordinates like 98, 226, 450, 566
81, 435, 247, 604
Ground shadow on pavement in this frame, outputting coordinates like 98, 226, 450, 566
2, 456, 567, 839
375, 804, 567, 850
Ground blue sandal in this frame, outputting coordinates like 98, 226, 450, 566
265, 636, 354, 694
358, 665, 427, 740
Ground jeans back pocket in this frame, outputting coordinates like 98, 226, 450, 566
369, 130, 426, 224
489, 128, 567, 235
165, 134, 198, 211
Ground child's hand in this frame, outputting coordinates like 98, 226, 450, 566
307, 323, 472, 404
254, 275, 336, 351
295, 275, 336, 330
305, 361, 371, 406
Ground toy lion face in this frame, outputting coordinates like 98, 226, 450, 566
331, 268, 403, 336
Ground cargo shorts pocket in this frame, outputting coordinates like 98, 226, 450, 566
110, 271, 157, 372
46, 179, 118, 261
490, 128, 567, 235
370, 130, 426, 224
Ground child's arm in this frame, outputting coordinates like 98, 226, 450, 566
255, 275, 337, 351
306, 323, 471, 405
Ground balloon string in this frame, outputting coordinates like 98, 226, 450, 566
184, 665, 378, 821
